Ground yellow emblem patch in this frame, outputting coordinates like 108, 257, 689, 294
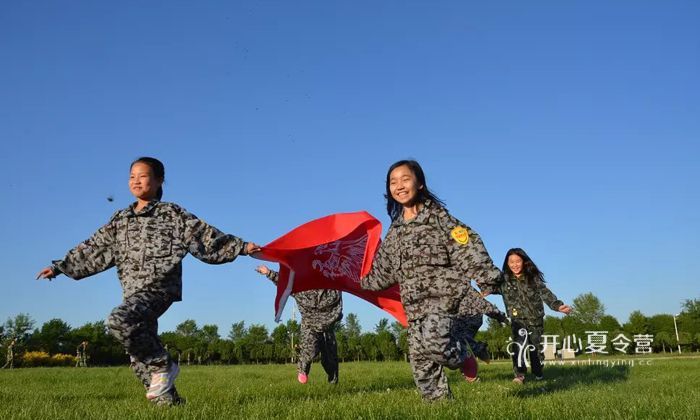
512, 308, 518, 317
450, 226, 469, 245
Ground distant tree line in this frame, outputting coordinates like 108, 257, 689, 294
2, 295, 699, 367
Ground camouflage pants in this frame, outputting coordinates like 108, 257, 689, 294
106, 291, 174, 387
298, 322, 338, 383
407, 314, 474, 402
510, 319, 544, 377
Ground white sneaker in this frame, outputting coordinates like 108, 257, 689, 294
146, 363, 180, 400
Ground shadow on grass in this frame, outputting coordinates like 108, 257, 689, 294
231, 375, 419, 405
493, 364, 631, 398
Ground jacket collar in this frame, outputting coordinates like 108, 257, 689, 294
393, 199, 434, 227
126, 200, 160, 217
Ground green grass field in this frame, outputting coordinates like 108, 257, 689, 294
1, 356, 698, 419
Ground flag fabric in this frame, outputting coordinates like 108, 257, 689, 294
255, 211, 407, 327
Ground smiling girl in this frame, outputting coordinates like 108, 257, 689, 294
361, 159, 503, 402
36, 157, 259, 406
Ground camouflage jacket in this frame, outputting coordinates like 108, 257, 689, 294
360, 200, 502, 322
266, 270, 343, 331
53, 200, 247, 301
493, 273, 564, 322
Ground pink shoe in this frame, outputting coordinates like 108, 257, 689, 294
461, 356, 479, 383
297, 372, 308, 384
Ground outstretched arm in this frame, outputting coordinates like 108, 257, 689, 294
181, 210, 259, 263
38, 219, 117, 281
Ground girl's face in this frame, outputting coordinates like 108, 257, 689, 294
389, 164, 422, 206
129, 162, 162, 201
507, 254, 524, 276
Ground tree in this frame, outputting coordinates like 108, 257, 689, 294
483, 318, 510, 359
570, 293, 605, 325
71, 320, 126, 365
391, 321, 408, 361
200, 324, 221, 363
360, 333, 378, 361
4, 313, 36, 342
285, 319, 300, 363
344, 313, 362, 361
33, 318, 72, 355
228, 321, 248, 363
679, 298, 700, 336
599, 315, 622, 332
229, 321, 247, 341
376, 330, 399, 361
175, 320, 199, 337
655, 331, 671, 353
375, 318, 390, 334
245, 324, 270, 364
543, 315, 563, 336
271, 324, 291, 363
624, 311, 649, 334
647, 314, 674, 339
681, 298, 700, 320
174, 320, 201, 364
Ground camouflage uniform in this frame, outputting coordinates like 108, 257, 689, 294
75, 341, 88, 367
2, 339, 15, 369
266, 270, 342, 383
361, 200, 502, 401
51, 200, 248, 398
491, 273, 564, 377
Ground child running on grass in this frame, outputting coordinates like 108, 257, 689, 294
485, 248, 571, 384
361, 159, 503, 402
36, 157, 260, 406
255, 265, 342, 385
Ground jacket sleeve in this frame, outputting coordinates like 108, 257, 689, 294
481, 272, 504, 296
436, 209, 502, 292
180, 209, 246, 264
266, 269, 279, 285
360, 230, 399, 291
536, 278, 564, 311
52, 214, 117, 280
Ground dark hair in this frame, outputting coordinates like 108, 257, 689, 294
502, 248, 545, 283
385, 159, 445, 221
131, 156, 165, 200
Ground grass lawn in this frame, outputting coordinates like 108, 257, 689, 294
1, 355, 698, 419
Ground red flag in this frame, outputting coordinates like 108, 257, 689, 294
256, 211, 407, 327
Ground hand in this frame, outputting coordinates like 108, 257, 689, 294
246, 242, 261, 255
255, 265, 270, 276
558, 304, 572, 315
36, 267, 56, 281
481, 291, 491, 297
489, 311, 510, 326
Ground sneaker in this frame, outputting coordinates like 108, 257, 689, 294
535, 375, 544, 381
461, 356, 479, 383
152, 387, 186, 407
512, 375, 525, 385
297, 372, 308, 384
146, 363, 180, 400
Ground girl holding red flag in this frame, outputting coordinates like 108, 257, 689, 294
361, 159, 503, 402
36, 157, 260, 406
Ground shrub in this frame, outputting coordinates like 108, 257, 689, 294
22, 351, 51, 367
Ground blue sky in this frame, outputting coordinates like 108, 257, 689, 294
1, 1, 698, 335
